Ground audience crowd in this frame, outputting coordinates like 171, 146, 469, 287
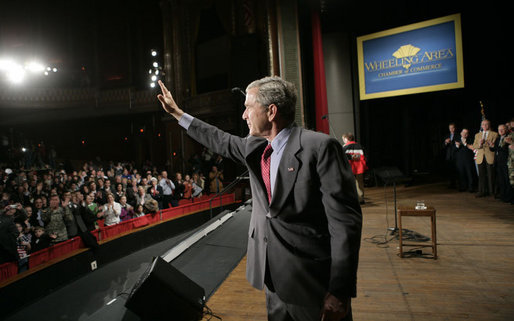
2, 117, 512, 274
0, 152, 227, 272
443, 118, 514, 204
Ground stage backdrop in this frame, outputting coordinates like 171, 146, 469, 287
357, 14, 464, 100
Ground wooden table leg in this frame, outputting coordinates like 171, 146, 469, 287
432, 214, 437, 259
399, 213, 403, 258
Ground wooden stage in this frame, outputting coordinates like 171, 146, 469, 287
203, 183, 514, 321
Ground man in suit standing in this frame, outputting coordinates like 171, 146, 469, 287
157, 77, 362, 321
443, 123, 459, 188
492, 124, 513, 202
454, 128, 476, 192
473, 119, 498, 197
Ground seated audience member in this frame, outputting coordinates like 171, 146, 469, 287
147, 177, 163, 209
133, 204, 145, 218
192, 172, 205, 192
455, 128, 477, 193
31, 197, 46, 227
13, 185, 30, 205
32, 182, 48, 201
12, 203, 28, 229
100, 193, 121, 226
140, 178, 149, 193
143, 198, 159, 214
82, 194, 103, 231
174, 172, 185, 198
89, 181, 98, 197
30, 226, 52, 252
94, 189, 106, 205
22, 205, 34, 229
135, 186, 153, 207
15, 222, 31, 272
126, 179, 139, 207
0, 205, 19, 264
119, 196, 134, 221
114, 183, 125, 202
42, 194, 73, 243
209, 166, 223, 194
62, 191, 79, 238
97, 178, 105, 192
183, 175, 192, 199
103, 179, 113, 194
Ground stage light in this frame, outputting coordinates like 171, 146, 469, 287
26, 61, 45, 73
148, 49, 162, 88
21, 147, 26, 152
7, 65, 25, 84
0, 58, 59, 84
0, 59, 15, 71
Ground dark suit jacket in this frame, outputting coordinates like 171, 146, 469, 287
443, 133, 460, 161
186, 118, 362, 306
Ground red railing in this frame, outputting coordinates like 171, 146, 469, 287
0, 193, 236, 284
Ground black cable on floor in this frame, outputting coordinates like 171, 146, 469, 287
203, 304, 222, 320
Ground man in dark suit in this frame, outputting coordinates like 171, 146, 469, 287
492, 124, 513, 202
158, 77, 362, 321
454, 128, 476, 192
443, 123, 459, 188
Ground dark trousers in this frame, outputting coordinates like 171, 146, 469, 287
496, 161, 514, 202
477, 162, 494, 195
265, 287, 353, 321
161, 194, 173, 209
456, 160, 475, 191
445, 159, 457, 187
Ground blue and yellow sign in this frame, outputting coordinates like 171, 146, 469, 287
357, 14, 464, 100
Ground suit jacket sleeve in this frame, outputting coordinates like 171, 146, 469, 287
317, 138, 362, 299
186, 118, 248, 164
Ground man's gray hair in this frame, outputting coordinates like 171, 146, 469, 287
246, 76, 297, 122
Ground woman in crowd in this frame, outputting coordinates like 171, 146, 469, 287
182, 175, 192, 199
133, 204, 145, 218
119, 195, 134, 221
147, 177, 163, 209
100, 193, 121, 226
114, 183, 125, 202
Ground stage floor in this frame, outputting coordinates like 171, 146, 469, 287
203, 182, 514, 321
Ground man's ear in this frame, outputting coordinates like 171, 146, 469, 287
267, 104, 278, 121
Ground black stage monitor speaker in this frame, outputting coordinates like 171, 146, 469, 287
125, 256, 205, 321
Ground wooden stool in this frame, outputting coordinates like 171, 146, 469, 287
398, 206, 437, 259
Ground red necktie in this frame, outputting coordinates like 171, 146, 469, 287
261, 144, 273, 203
